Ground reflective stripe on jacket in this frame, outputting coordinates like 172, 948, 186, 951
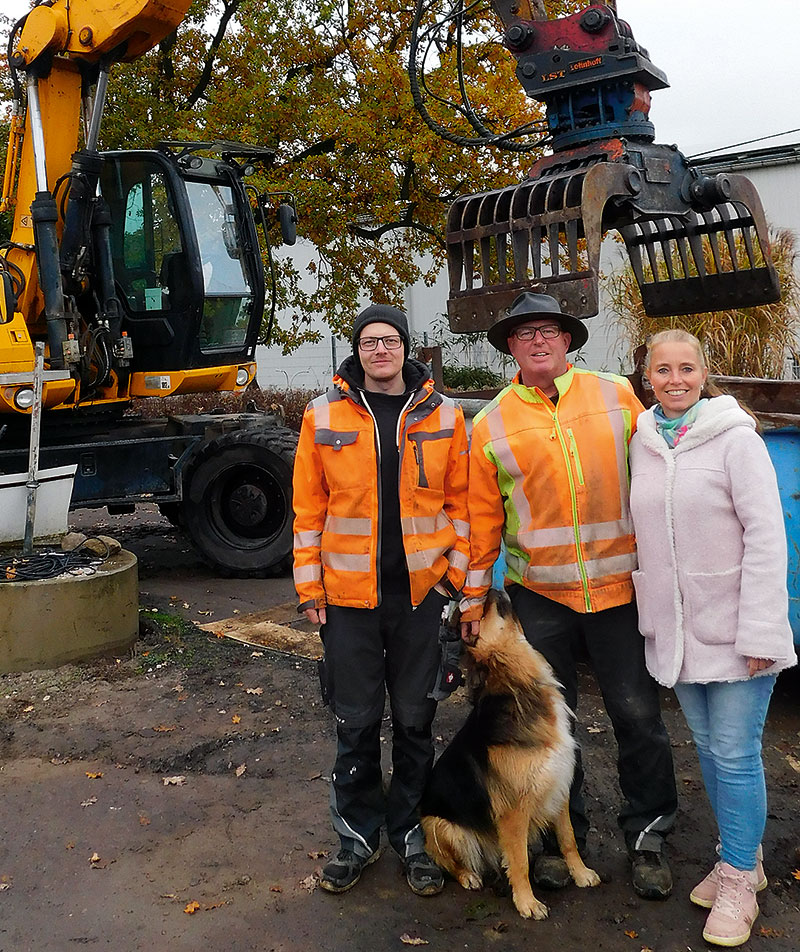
461, 365, 642, 619
292, 361, 470, 610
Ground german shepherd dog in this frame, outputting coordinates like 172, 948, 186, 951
420, 589, 600, 919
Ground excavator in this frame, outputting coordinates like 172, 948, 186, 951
409, 0, 781, 331
1, 0, 298, 575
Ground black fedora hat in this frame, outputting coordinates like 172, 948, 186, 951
487, 291, 589, 354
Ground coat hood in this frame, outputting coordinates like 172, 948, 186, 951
636, 395, 756, 457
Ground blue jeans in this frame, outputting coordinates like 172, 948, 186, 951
673, 676, 776, 871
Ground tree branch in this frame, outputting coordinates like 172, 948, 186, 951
180, 0, 243, 111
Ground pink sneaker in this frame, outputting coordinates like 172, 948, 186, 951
690, 845, 767, 908
702, 863, 759, 947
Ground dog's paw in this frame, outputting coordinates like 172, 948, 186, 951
573, 866, 601, 888
457, 872, 483, 890
514, 894, 549, 920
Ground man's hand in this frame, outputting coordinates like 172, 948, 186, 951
747, 656, 775, 677
304, 607, 327, 626
461, 619, 480, 645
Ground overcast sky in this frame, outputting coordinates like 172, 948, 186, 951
616, 0, 800, 157
4, 0, 799, 158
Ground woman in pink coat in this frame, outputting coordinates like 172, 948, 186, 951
629, 329, 795, 948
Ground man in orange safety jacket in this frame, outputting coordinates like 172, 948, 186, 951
293, 304, 469, 898
461, 290, 677, 900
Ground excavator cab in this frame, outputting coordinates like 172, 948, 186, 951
99, 144, 270, 375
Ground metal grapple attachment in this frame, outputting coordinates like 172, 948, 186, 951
444, 3, 780, 333
446, 141, 780, 331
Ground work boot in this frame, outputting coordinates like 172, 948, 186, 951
319, 847, 380, 893
690, 845, 767, 908
532, 853, 571, 890
702, 862, 759, 947
404, 851, 444, 896
630, 848, 672, 900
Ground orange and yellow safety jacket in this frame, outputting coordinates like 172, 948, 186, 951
293, 358, 470, 610
461, 365, 643, 619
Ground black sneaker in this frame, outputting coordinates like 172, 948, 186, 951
630, 849, 672, 900
319, 848, 380, 893
404, 851, 444, 896
532, 853, 571, 890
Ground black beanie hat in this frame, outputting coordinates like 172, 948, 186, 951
352, 304, 410, 357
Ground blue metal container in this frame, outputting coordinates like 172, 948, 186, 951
763, 428, 800, 645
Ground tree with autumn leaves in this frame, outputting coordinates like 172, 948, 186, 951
68, 0, 579, 349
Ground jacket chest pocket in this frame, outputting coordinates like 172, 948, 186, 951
407, 430, 453, 488
315, 428, 359, 452
314, 428, 363, 490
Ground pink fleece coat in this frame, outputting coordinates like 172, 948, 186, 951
629, 395, 796, 688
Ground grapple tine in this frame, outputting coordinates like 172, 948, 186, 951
701, 210, 725, 275
654, 219, 675, 281
717, 203, 740, 271
566, 218, 579, 273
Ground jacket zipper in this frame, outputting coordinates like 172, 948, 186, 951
553, 410, 592, 612
567, 428, 585, 486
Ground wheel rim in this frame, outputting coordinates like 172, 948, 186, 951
207, 462, 288, 546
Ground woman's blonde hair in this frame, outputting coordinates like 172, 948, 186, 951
644, 328, 722, 399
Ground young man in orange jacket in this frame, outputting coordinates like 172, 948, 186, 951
293, 304, 469, 896
461, 291, 678, 900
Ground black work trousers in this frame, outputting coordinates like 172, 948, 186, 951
508, 585, 678, 854
321, 588, 446, 859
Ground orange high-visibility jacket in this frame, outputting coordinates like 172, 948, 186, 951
461, 366, 643, 619
293, 361, 470, 610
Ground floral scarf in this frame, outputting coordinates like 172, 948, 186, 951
653, 399, 707, 448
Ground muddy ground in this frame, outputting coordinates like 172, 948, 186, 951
1, 507, 799, 952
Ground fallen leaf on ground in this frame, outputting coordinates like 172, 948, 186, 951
160, 893, 177, 899
792, 869, 800, 882
586, 726, 605, 733
22, 705, 34, 713
138, 813, 150, 826
197, 610, 212, 615
205, 900, 229, 910
0, 883, 10, 891
235, 764, 246, 778
250, 651, 263, 657
89, 853, 107, 868
759, 925, 785, 937
215, 631, 225, 638
153, 725, 175, 733
162, 776, 186, 786
299, 874, 318, 892
65, 842, 74, 850
270, 885, 282, 893
785, 753, 800, 773
50, 756, 70, 765
183, 901, 200, 914
624, 930, 638, 939
307, 850, 328, 859
400, 935, 429, 946
641, 946, 654, 952
232, 715, 241, 724
246, 687, 264, 695
81, 797, 97, 807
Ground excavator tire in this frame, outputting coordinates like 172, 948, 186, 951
181, 426, 298, 577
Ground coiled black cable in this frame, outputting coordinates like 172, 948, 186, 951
0, 537, 110, 583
